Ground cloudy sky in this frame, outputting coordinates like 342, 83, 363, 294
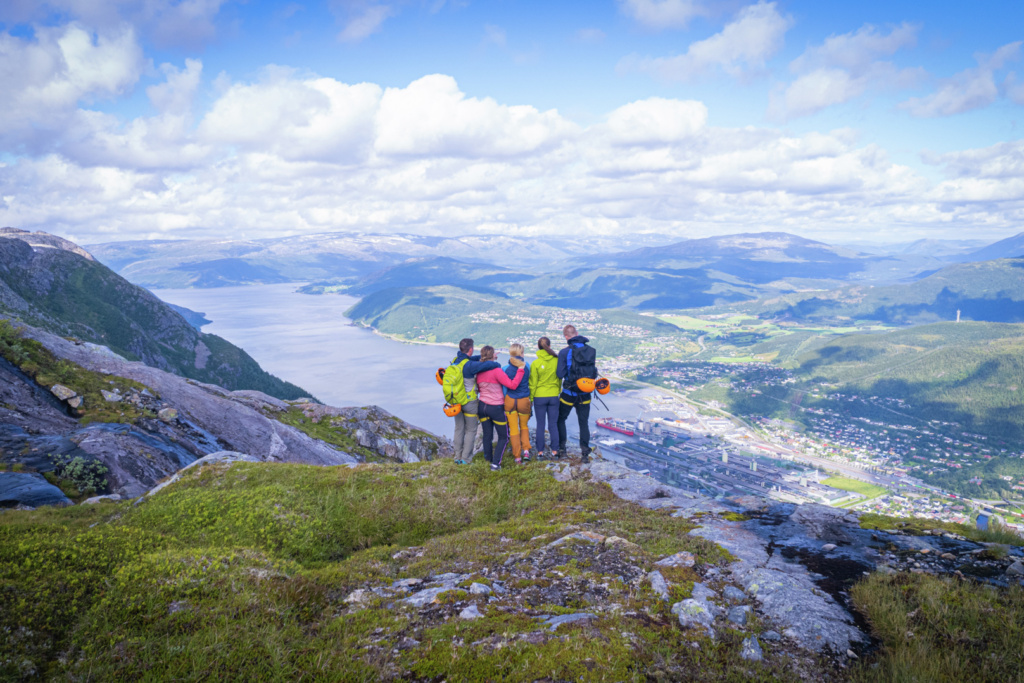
1, 0, 1022, 246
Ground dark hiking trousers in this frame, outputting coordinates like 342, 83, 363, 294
556, 392, 591, 456
479, 401, 510, 466
534, 396, 560, 453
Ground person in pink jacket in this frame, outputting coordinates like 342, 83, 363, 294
475, 345, 524, 470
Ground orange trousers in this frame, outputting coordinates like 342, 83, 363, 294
503, 396, 532, 458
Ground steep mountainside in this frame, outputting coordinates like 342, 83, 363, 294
0, 319, 450, 507
0, 229, 306, 399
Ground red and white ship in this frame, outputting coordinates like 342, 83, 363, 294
596, 418, 635, 436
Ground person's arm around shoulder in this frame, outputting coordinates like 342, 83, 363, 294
494, 362, 524, 389
464, 358, 500, 377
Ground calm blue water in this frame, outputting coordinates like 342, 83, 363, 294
151, 284, 644, 437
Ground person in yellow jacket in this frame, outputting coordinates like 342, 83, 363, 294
529, 337, 562, 459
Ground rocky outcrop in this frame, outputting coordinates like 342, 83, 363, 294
0, 323, 450, 506
288, 403, 452, 463
575, 459, 1024, 658
0, 472, 71, 508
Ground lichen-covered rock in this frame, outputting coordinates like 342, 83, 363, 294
50, 384, 76, 401
740, 636, 763, 662
648, 570, 670, 601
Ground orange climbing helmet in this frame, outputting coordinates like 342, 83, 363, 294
443, 402, 462, 417
595, 378, 611, 395
576, 377, 596, 393
435, 367, 446, 385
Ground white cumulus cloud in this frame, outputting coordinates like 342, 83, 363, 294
770, 23, 921, 120
900, 42, 1022, 118
0, 23, 145, 152
625, 2, 791, 82
617, 0, 707, 30
374, 74, 577, 158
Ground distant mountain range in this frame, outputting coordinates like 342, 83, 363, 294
745, 258, 1024, 325
0, 229, 307, 399
87, 231, 672, 289
85, 228, 1024, 314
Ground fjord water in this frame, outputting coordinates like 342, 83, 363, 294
153, 284, 644, 437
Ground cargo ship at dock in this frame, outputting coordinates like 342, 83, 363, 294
596, 418, 635, 436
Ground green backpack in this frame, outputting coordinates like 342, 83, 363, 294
442, 357, 476, 405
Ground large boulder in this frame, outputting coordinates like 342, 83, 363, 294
0, 472, 71, 508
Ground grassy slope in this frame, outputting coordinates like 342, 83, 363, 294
0, 460, 746, 682
3, 460, 1022, 681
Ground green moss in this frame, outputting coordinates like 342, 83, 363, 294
721, 512, 751, 522
852, 571, 1024, 682
0, 458, 779, 680
0, 319, 155, 425
274, 407, 380, 461
859, 512, 1024, 546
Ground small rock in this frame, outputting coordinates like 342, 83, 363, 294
168, 600, 189, 615
761, 630, 781, 642
740, 636, 763, 662
345, 589, 371, 604
1006, 560, 1024, 577
157, 407, 178, 422
396, 637, 420, 651
50, 384, 77, 401
547, 531, 606, 548
671, 600, 715, 638
919, 549, 931, 555
100, 389, 121, 402
728, 605, 751, 626
847, 649, 858, 659
940, 553, 956, 561
722, 585, 746, 604
655, 551, 696, 568
821, 543, 837, 552
539, 613, 597, 631
82, 494, 121, 505
648, 570, 670, 601
392, 578, 423, 589
459, 604, 483, 620
403, 585, 455, 607
67, 396, 83, 408
604, 536, 640, 551
469, 582, 492, 595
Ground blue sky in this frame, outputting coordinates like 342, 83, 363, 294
1, 0, 1022, 245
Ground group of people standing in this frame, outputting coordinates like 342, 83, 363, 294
448, 325, 597, 471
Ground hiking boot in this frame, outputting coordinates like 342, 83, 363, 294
490, 463, 501, 471
555, 450, 565, 460
580, 453, 590, 465
514, 457, 522, 465
522, 450, 531, 462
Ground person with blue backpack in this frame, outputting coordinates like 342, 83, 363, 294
443, 338, 501, 464
502, 343, 532, 464
555, 325, 598, 464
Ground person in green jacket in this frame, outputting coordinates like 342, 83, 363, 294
529, 337, 562, 459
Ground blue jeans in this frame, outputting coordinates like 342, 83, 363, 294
533, 396, 560, 452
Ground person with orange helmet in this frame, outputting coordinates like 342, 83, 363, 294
555, 325, 598, 464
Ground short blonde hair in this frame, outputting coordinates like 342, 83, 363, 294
509, 343, 524, 356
